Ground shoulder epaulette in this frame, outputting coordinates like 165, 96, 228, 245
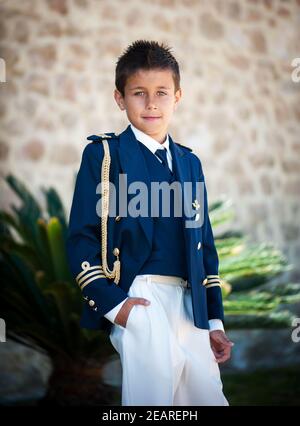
175, 142, 193, 152
87, 132, 119, 142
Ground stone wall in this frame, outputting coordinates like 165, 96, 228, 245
0, 0, 299, 278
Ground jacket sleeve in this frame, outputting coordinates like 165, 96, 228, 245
200, 162, 225, 324
66, 142, 129, 320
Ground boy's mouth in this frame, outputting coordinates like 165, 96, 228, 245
142, 116, 162, 121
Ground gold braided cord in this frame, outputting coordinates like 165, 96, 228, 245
100, 139, 121, 285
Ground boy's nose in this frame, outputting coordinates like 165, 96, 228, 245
145, 96, 158, 109
146, 101, 158, 109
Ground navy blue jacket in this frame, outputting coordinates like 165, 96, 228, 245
66, 124, 224, 335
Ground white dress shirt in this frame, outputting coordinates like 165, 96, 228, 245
103, 122, 224, 333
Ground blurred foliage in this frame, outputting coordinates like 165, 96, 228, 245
0, 175, 107, 369
209, 198, 298, 328
210, 198, 291, 290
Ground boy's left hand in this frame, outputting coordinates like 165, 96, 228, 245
209, 330, 234, 364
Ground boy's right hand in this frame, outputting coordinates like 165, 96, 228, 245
114, 297, 151, 328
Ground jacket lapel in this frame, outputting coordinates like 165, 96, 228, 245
118, 125, 153, 248
168, 134, 192, 221
168, 135, 194, 283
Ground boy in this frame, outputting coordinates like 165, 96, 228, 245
66, 40, 233, 406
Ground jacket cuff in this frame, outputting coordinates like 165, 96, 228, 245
208, 319, 225, 332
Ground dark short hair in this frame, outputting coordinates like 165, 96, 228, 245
115, 40, 180, 97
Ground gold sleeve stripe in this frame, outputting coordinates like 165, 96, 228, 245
206, 278, 221, 284
77, 269, 105, 286
206, 283, 221, 289
79, 274, 107, 290
76, 265, 103, 281
203, 275, 222, 287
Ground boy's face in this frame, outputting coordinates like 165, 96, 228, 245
114, 68, 182, 143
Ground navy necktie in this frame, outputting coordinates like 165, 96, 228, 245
155, 148, 172, 175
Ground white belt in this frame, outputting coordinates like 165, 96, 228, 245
135, 274, 189, 288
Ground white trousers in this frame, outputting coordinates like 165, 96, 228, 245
109, 274, 229, 406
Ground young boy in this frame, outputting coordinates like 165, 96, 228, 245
66, 40, 233, 406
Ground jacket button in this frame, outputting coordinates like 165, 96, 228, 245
195, 213, 200, 221
192, 199, 200, 210
197, 241, 202, 250
113, 247, 120, 256
89, 300, 95, 307
115, 215, 121, 222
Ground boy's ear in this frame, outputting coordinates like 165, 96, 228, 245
174, 87, 182, 111
114, 89, 125, 110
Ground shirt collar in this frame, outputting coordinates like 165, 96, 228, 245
130, 123, 170, 156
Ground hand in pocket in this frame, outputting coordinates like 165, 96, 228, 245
114, 297, 150, 328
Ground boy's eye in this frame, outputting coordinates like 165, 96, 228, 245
133, 91, 167, 96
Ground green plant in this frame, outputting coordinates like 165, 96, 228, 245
209, 198, 298, 328
0, 175, 108, 367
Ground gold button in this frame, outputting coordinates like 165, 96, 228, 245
192, 199, 200, 210
113, 247, 120, 256
115, 215, 121, 222
89, 300, 95, 307
197, 242, 202, 250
